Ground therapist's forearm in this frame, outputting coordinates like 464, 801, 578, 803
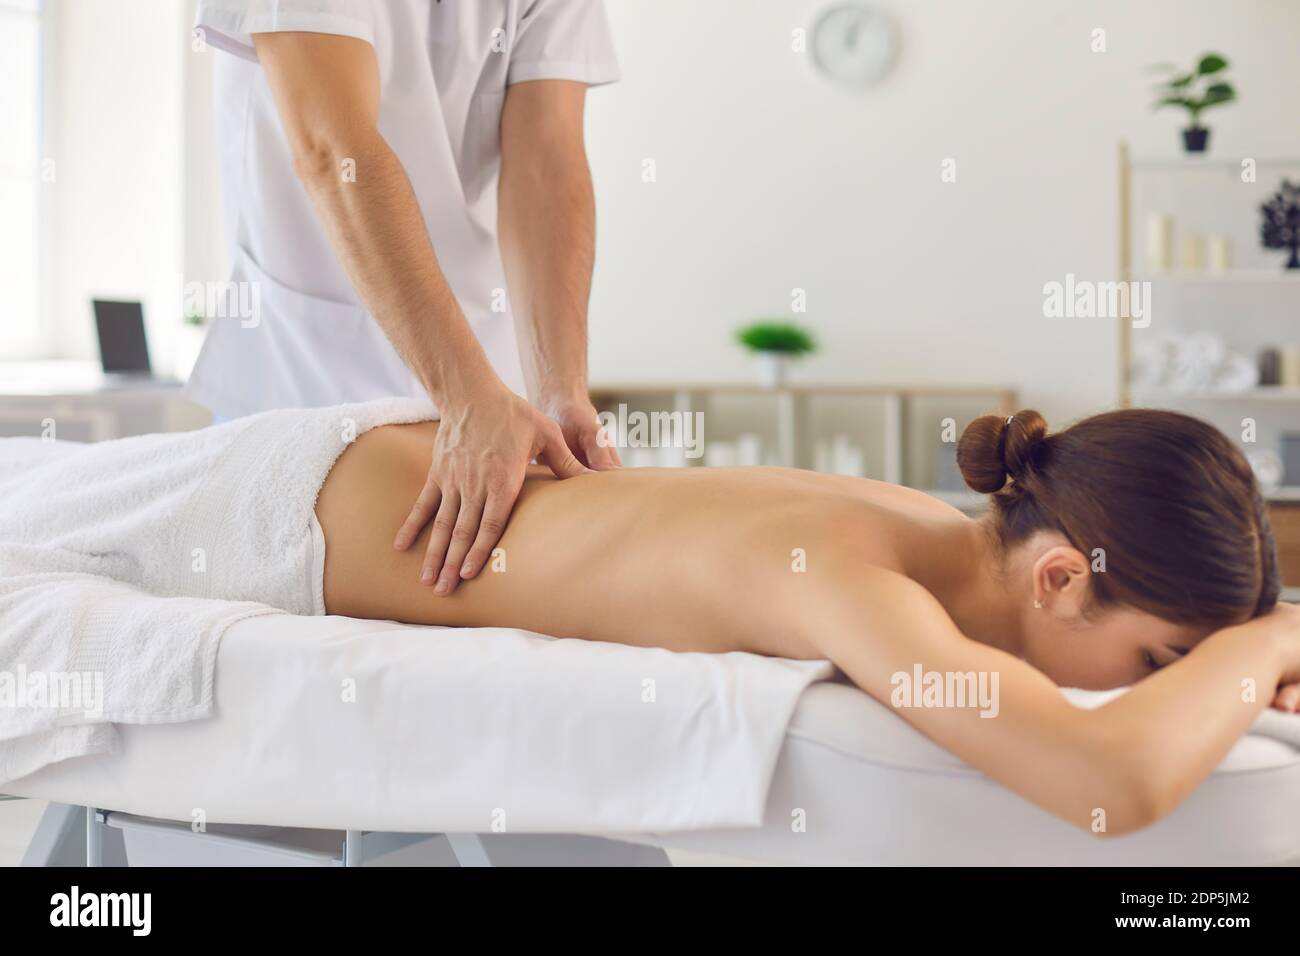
499, 115, 596, 408
293, 126, 500, 406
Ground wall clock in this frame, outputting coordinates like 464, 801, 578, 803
810, 2, 900, 89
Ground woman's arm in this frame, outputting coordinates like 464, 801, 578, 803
807, 568, 1296, 835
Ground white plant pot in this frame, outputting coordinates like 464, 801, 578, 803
173, 324, 209, 381
755, 352, 789, 389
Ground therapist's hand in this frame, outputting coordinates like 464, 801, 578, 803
538, 395, 622, 471
393, 384, 590, 594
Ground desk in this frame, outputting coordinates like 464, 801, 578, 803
0, 361, 212, 439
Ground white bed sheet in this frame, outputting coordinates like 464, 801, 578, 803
6, 613, 829, 834
642, 680, 1300, 865
8, 613, 1299, 865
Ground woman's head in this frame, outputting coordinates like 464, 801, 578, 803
957, 408, 1279, 688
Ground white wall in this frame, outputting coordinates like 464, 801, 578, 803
184, 0, 227, 307
47, 0, 188, 370
584, 0, 1300, 423
42, 0, 1300, 423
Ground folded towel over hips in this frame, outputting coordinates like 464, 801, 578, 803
0, 398, 439, 784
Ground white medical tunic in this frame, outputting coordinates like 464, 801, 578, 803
188, 0, 619, 419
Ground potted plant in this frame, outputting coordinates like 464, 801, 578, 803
175, 308, 208, 380
1260, 179, 1300, 270
1150, 53, 1235, 153
736, 322, 816, 389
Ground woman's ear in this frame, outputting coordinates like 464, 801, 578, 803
1031, 544, 1092, 617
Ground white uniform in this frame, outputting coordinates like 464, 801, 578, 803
188, 0, 619, 419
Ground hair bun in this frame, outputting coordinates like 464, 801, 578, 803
956, 409, 1049, 494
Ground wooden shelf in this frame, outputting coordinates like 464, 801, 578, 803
1117, 141, 1300, 407
588, 382, 1016, 488
1112, 143, 1300, 591
1133, 387, 1300, 404
589, 382, 1016, 401
1129, 156, 1300, 171
1134, 269, 1300, 283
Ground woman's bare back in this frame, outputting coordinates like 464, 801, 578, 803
314, 420, 968, 659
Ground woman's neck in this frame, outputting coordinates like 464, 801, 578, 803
911, 515, 1026, 658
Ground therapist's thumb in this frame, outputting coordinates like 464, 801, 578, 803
539, 426, 590, 480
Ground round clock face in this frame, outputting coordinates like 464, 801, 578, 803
810, 2, 899, 89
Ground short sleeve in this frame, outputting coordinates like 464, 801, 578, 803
193, 0, 376, 63
508, 0, 620, 87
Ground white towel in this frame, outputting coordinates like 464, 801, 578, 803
0, 398, 438, 784
1247, 708, 1300, 750
1063, 687, 1300, 751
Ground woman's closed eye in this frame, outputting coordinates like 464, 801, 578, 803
1146, 643, 1192, 674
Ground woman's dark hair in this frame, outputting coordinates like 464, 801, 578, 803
956, 408, 1279, 626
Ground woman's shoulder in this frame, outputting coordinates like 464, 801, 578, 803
768, 467, 968, 518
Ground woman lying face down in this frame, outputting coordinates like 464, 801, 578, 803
953, 409, 1280, 692
314, 406, 1296, 835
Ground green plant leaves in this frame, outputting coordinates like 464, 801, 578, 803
1197, 53, 1229, 75
1150, 53, 1235, 119
1199, 84, 1236, 112
736, 323, 817, 355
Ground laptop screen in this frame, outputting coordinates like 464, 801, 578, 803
93, 300, 152, 374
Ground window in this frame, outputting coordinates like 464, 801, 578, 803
0, 0, 44, 358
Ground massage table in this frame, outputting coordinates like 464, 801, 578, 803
9, 612, 1300, 867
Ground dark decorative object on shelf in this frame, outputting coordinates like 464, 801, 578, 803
1150, 53, 1235, 154
1260, 179, 1300, 270
1282, 434, 1300, 488
1259, 348, 1282, 386
1182, 128, 1209, 152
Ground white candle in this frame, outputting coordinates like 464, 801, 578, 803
736, 434, 762, 466
1280, 346, 1300, 388
705, 441, 736, 468
1180, 232, 1204, 272
1145, 214, 1173, 271
1208, 235, 1232, 273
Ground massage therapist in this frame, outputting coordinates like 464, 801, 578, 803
187, 0, 622, 595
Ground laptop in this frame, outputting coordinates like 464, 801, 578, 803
92, 299, 155, 381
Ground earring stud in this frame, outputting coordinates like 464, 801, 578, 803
1033, 599, 1044, 609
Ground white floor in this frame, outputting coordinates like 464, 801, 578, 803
0, 799, 46, 866
0, 799, 758, 866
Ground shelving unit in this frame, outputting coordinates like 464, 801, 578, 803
1132, 386, 1300, 404
1130, 270, 1300, 284
1117, 142, 1300, 592
587, 383, 1015, 512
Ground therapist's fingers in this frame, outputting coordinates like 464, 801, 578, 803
460, 483, 518, 581
421, 489, 461, 588
394, 473, 443, 551
537, 426, 590, 480
582, 422, 622, 471
436, 495, 483, 595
